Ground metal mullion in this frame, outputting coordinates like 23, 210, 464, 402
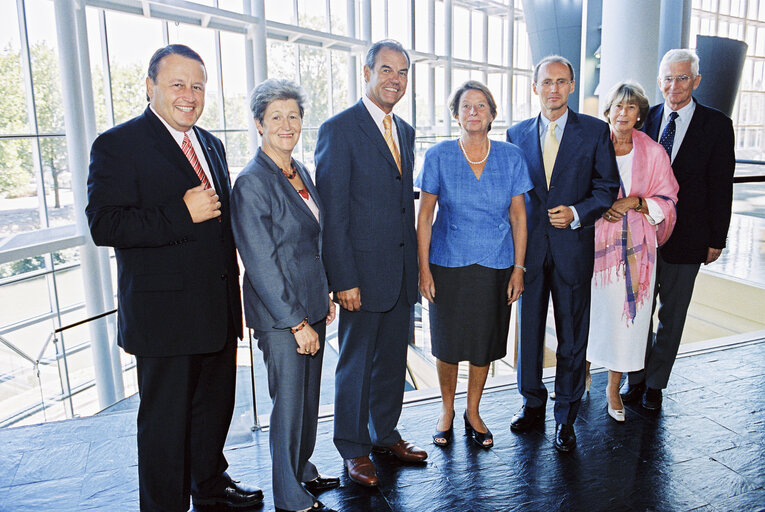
98, 9, 116, 128
16, 0, 49, 232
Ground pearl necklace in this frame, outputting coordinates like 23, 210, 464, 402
458, 138, 491, 165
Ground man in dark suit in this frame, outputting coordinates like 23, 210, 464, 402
621, 49, 735, 411
86, 45, 262, 512
315, 39, 427, 487
506, 55, 619, 452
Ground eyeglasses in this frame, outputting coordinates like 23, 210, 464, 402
537, 79, 572, 89
659, 74, 694, 85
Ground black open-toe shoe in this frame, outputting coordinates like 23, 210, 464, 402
463, 411, 493, 449
432, 412, 454, 447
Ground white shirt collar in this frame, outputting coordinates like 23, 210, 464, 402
540, 108, 569, 130
362, 94, 392, 130
663, 98, 695, 122
150, 104, 197, 147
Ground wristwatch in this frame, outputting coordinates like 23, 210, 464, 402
635, 197, 643, 212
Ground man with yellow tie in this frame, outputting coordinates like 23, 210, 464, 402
506, 55, 619, 452
315, 39, 427, 488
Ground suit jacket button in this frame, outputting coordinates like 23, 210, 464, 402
220, 274, 226, 280
395, 175, 401, 181
401, 208, 405, 213
399, 243, 404, 247
315, 255, 320, 260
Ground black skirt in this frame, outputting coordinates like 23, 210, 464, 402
428, 263, 513, 366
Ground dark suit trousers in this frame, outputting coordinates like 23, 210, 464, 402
333, 282, 411, 459
135, 336, 236, 512
629, 252, 700, 389
518, 252, 590, 425
256, 321, 325, 511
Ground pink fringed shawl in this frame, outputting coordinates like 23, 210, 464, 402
593, 129, 679, 323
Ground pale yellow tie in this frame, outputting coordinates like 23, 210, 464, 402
383, 115, 402, 174
543, 121, 559, 188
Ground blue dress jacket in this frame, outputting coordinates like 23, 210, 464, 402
415, 139, 533, 269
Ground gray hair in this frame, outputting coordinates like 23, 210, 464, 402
249, 78, 307, 124
659, 49, 700, 76
533, 55, 575, 84
449, 80, 498, 131
365, 39, 411, 70
602, 81, 650, 130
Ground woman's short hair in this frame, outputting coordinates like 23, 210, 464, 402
249, 79, 307, 124
602, 81, 650, 130
449, 80, 498, 131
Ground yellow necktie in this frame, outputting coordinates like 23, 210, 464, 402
543, 121, 559, 188
383, 115, 402, 174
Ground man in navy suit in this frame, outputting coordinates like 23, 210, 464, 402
506, 55, 619, 452
86, 45, 262, 512
315, 39, 427, 487
621, 49, 735, 411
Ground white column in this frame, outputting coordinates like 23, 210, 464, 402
599, 0, 662, 112
361, 0, 372, 43
505, 1, 514, 128
245, 0, 268, 154
427, 0, 436, 133
73, 0, 125, 400
347, 0, 358, 102
443, 0, 453, 136
53, 0, 117, 409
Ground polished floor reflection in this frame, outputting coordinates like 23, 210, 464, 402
1, 338, 763, 511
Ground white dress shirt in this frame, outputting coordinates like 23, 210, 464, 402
659, 99, 696, 164
362, 94, 400, 147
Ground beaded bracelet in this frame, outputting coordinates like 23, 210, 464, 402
515, 265, 527, 273
290, 317, 309, 334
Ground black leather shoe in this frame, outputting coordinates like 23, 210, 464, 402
642, 387, 663, 410
276, 500, 336, 512
620, 381, 645, 404
193, 478, 264, 510
510, 405, 545, 432
553, 423, 576, 453
303, 475, 340, 495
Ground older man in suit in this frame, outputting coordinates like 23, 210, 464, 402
621, 49, 735, 411
506, 55, 619, 452
86, 45, 262, 512
315, 39, 427, 487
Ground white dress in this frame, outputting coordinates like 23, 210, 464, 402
587, 150, 663, 372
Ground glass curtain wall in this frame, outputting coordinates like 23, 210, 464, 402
0, 0, 531, 427
4, 0, 763, 428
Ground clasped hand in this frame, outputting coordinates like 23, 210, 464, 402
183, 185, 221, 223
602, 197, 636, 223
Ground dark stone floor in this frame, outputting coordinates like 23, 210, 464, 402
1, 340, 764, 512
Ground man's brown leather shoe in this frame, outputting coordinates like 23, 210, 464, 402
344, 456, 378, 487
372, 439, 428, 463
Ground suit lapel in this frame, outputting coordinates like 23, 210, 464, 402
194, 126, 225, 193
646, 105, 663, 142
523, 116, 545, 189
354, 100, 400, 174
256, 149, 320, 229
673, 100, 706, 169
143, 107, 204, 189
554, 111, 584, 185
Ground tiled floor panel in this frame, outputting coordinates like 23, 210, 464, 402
1, 341, 763, 512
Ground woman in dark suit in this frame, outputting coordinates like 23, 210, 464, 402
231, 79, 337, 512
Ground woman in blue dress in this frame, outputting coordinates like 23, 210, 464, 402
416, 81, 532, 448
